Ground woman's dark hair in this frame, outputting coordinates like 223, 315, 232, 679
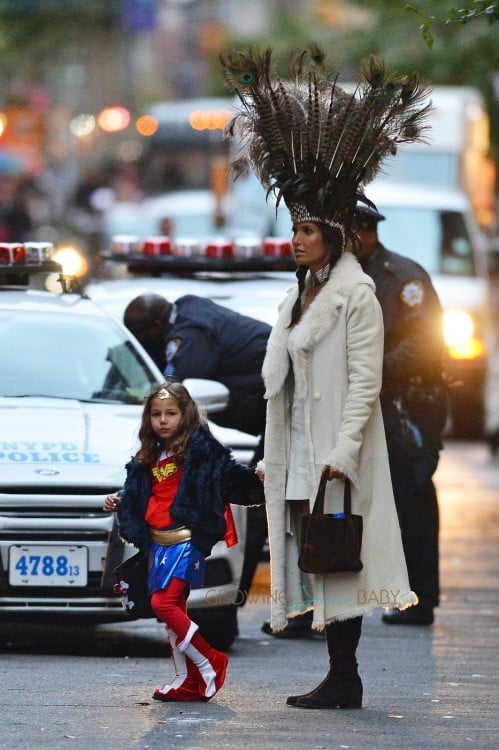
135, 380, 206, 465
289, 222, 345, 326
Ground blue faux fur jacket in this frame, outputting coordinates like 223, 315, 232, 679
117, 426, 265, 556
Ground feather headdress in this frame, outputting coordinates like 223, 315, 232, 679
220, 44, 432, 243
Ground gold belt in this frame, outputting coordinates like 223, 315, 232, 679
149, 526, 192, 546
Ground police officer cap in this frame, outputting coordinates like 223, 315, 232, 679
353, 204, 385, 229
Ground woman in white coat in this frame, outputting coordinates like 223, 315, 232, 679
220, 43, 430, 710
260, 219, 417, 709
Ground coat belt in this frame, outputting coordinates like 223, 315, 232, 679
149, 526, 192, 546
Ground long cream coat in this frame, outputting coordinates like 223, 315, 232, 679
261, 252, 417, 630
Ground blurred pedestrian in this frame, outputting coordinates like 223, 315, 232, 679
0, 174, 32, 241
351, 204, 447, 625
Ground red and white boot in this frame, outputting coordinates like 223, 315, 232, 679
177, 622, 228, 699
153, 629, 205, 702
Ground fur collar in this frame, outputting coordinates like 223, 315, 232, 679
262, 252, 374, 398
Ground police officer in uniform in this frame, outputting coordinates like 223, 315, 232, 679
124, 292, 270, 610
352, 205, 447, 625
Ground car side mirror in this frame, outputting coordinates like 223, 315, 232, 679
183, 378, 229, 414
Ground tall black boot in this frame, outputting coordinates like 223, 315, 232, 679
287, 617, 363, 709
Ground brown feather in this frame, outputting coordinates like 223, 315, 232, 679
221, 44, 432, 226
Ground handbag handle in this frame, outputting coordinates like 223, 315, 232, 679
312, 474, 352, 517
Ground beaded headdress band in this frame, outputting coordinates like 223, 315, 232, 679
288, 202, 346, 238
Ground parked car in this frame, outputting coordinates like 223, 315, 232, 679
363, 183, 490, 439
372, 183, 491, 439
0, 251, 248, 650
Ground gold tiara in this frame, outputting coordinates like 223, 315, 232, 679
157, 388, 171, 400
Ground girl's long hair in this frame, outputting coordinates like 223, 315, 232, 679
135, 381, 206, 465
289, 222, 345, 327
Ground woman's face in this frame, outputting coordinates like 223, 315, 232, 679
292, 222, 330, 273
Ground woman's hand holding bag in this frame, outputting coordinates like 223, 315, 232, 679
298, 475, 363, 575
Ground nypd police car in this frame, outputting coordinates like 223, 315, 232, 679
0, 243, 248, 650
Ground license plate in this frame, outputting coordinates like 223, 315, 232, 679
9, 545, 88, 587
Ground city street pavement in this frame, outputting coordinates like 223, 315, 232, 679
227, 440, 499, 750
1, 442, 498, 750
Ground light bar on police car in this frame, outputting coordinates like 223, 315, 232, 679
0, 241, 65, 285
102, 234, 297, 271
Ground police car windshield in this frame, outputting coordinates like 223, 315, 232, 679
0, 310, 158, 404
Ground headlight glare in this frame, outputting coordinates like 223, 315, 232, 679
52, 246, 88, 277
443, 310, 483, 360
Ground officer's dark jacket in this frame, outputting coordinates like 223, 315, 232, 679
117, 426, 265, 557
363, 243, 447, 445
164, 295, 271, 435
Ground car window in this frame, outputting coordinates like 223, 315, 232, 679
0, 310, 159, 403
376, 151, 459, 190
156, 212, 216, 238
103, 202, 155, 242
377, 207, 475, 275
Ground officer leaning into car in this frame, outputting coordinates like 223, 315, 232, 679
123, 292, 271, 611
351, 204, 448, 625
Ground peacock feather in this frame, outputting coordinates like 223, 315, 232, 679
220, 44, 432, 236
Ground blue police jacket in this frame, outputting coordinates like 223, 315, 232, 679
164, 295, 271, 436
363, 243, 447, 449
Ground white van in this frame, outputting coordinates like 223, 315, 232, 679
370, 86, 496, 231
374, 184, 491, 439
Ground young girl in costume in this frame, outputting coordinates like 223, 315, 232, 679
103, 381, 264, 702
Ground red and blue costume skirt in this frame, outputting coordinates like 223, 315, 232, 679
148, 533, 205, 595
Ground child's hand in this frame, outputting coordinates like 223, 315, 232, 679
255, 460, 265, 484
255, 468, 265, 484
103, 493, 121, 512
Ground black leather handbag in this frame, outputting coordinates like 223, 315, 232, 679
113, 551, 155, 619
298, 475, 363, 574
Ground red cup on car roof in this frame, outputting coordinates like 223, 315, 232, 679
263, 237, 292, 256
143, 236, 172, 255
205, 240, 233, 259
0, 243, 25, 264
